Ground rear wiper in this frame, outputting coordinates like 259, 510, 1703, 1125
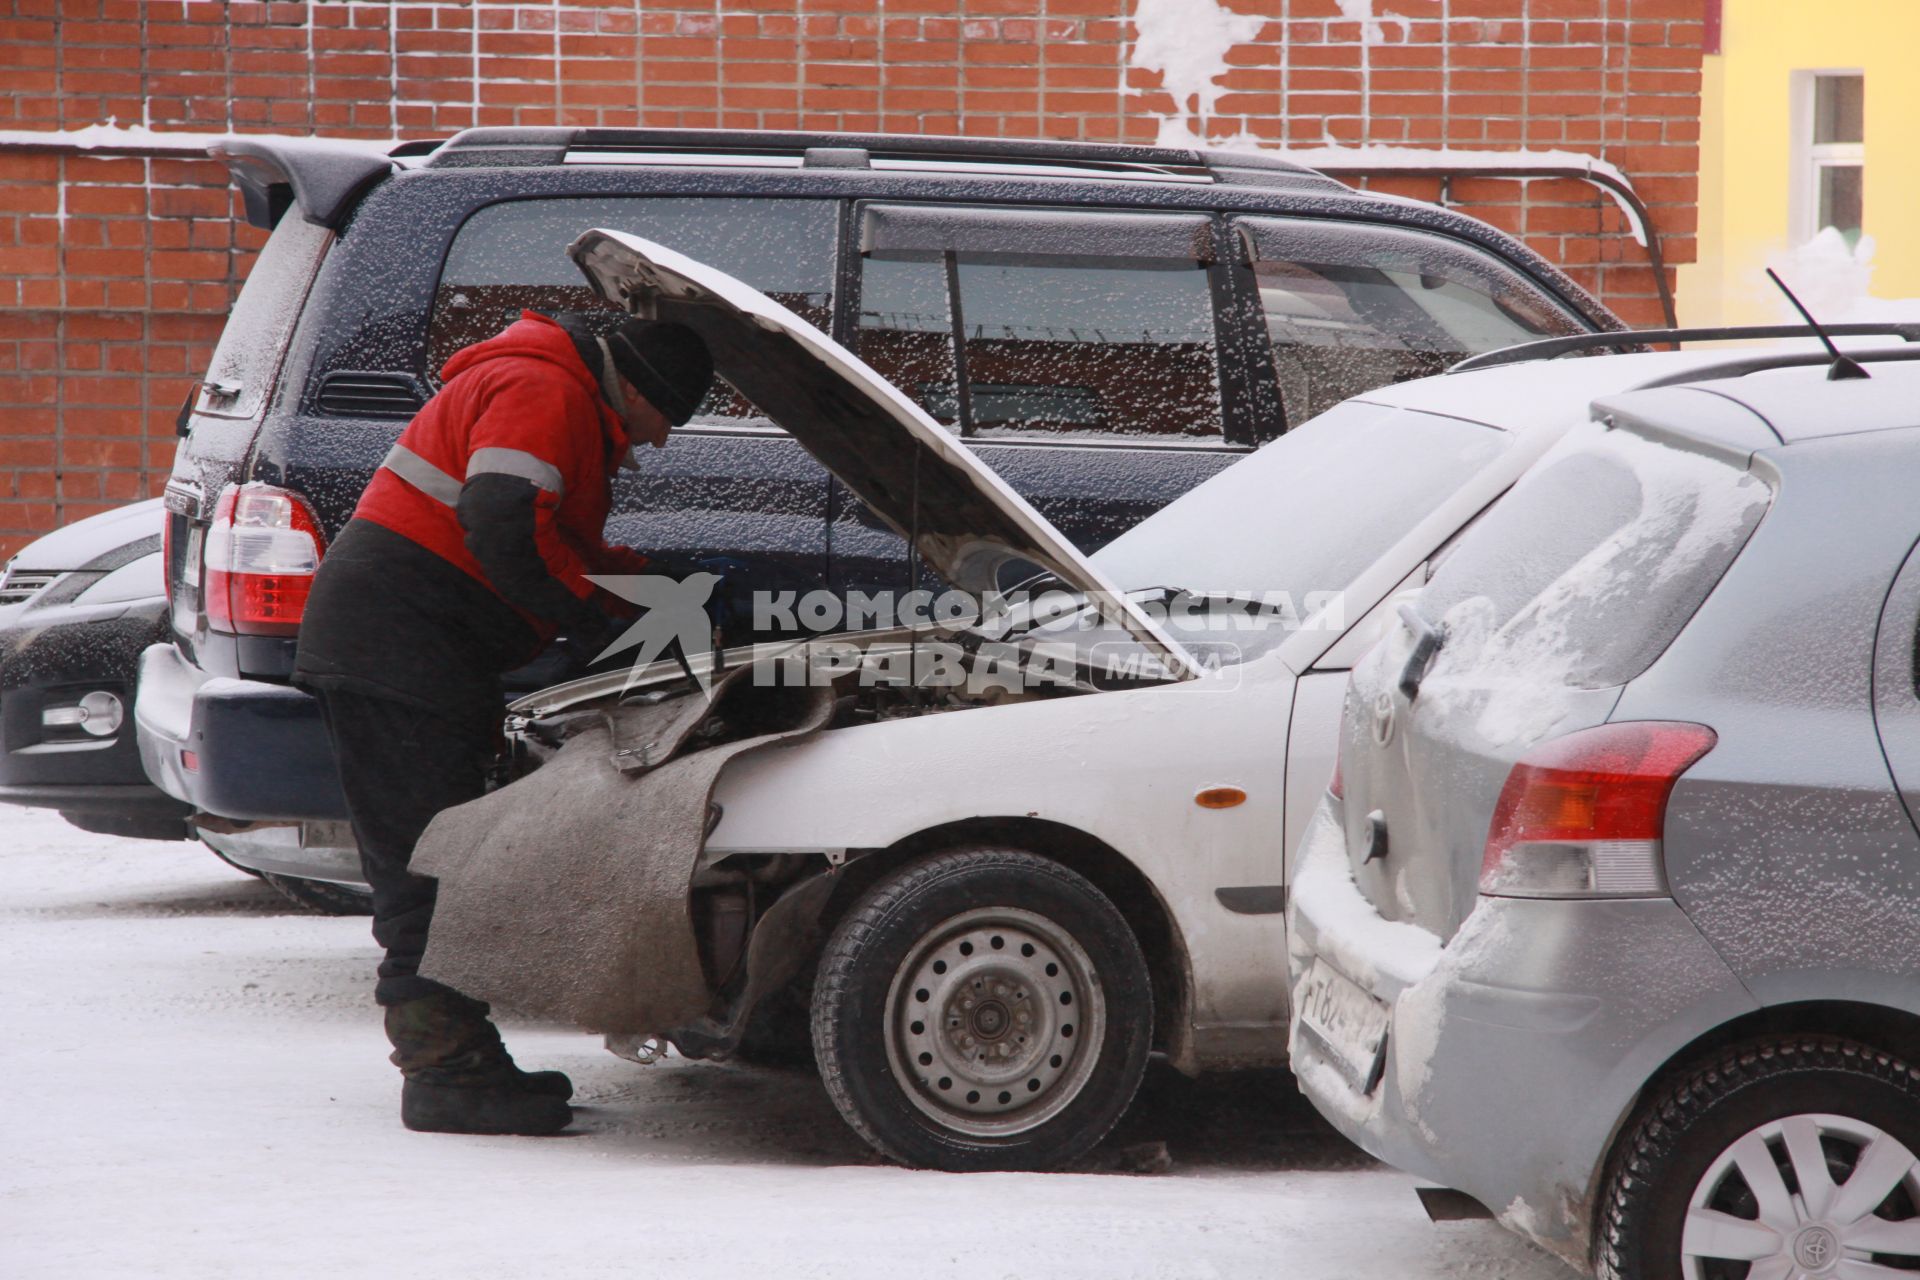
1396, 604, 1446, 701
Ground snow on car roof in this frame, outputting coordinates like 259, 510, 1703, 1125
1342, 347, 1830, 435
1683, 354, 1920, 443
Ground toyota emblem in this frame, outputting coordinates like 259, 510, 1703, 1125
1793, 1225, 1838, 1271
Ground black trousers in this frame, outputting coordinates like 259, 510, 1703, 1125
312, 685, 501, 1006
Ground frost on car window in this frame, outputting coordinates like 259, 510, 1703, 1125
960, 257, 1220, 440
1243, 219, 1583, 424
1417, 422, 1770, 715
429, 197, 837, 426
1092, 399, 1509, 662
196, 216, 332, 421
858, 251, 1222, 441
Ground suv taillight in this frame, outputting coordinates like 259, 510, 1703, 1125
202, 483, 327, 637
1479, 721, 1716, 899
162, 514, 174, 605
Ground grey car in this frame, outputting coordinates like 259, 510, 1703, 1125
1287, 347, 1920, 1277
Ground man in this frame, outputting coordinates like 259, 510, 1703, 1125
294, 309, 715, 1136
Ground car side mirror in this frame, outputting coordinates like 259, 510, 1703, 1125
175, 387, 196, 438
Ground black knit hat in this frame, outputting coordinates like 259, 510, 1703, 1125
604, 319, 714, 426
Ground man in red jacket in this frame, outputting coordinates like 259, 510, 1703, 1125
295, 310, 714, 1136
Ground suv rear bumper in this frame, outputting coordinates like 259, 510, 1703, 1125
199, 821, 365, 885
134, 643, 349, 821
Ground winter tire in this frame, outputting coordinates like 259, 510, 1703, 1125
1596, 1035, 1920, 1280
810, 846, 1152, 1171
260, 872, 376, 916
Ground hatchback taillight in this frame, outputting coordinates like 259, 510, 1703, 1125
202, 483, 327, 637
1479, 721, 1716, 899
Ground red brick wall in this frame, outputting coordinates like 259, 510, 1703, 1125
0, 0, 1703, 557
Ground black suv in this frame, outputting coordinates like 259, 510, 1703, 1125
134, 127, 1618, 884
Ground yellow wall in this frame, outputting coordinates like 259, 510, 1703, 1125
1679, 0, 1920, 325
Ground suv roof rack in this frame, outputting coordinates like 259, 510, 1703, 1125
423, 126, 1338, 188
1451, 323, 1920, 373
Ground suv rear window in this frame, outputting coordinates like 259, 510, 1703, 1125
1415, 422, 1770, 691
428, 197, 837, 425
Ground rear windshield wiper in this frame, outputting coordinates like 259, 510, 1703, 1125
1396, 604, 1446, 701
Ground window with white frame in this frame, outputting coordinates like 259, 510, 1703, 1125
1791, 71, 1865, 247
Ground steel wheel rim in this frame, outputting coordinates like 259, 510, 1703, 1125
1681, 1112, 1920, 1280
882, 906, 1107, 1140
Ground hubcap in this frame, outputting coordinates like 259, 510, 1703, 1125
882, 906, 1106, 1139
1681, 1114, 1920, 1279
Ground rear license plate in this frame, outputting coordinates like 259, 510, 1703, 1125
1295, 958, 1391, 1093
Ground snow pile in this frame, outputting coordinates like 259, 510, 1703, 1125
1128, 0, 1265, 148
1794, 232, 1920, 329
1767, 226, 1878, 321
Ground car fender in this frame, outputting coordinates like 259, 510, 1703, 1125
709, 658, 1299, 1042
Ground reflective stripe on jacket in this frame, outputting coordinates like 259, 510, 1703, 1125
352, 310, 641, 637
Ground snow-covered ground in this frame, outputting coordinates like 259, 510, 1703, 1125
1, 806, 1575, 1279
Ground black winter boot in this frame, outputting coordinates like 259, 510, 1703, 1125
398, 1075, 571, 1137
384, 990, 574, 1135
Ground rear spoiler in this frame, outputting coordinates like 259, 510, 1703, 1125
209, 136, 399, 231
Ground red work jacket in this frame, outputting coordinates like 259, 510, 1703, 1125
354, 311, 650, 636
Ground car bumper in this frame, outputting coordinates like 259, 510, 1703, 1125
1, 596, 174, 798
134, 643, 349, 821
1284, 799, 1756, 1269
198, 821, 365, 886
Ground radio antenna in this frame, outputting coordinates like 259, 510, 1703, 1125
1766, 267, 1869, 380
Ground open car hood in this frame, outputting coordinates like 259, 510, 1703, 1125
569, 229, 1198, 679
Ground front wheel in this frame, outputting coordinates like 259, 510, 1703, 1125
1597, 1035, 1920, 1280
810, 847, 1152, 1172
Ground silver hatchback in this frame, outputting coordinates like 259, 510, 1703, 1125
1287, 350, 1920, 1277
